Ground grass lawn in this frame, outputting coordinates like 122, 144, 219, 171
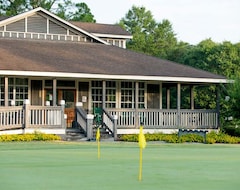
0, 141, 239, 190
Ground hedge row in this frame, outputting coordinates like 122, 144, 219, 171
0, 132, 61, 142
119, 131, 240, 144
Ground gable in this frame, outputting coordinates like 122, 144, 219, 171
0, 8, 108, 44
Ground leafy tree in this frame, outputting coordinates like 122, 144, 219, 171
56, 1, 95, 22
119, 6, 177, 59
0, 0, 56, 15
0, 0, 96, 22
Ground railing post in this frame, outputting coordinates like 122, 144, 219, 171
24, 99, 30, 131
60, 100, 66, 128
86, 114, 94, 140
113, 115, 118, 141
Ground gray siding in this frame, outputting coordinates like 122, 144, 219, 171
27, 14, 47, 33
49, 20, 67, 34
6, 19, 25, 32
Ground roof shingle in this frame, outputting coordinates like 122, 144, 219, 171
0, 38, 226, 81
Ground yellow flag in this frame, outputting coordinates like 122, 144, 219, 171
96, 127, 100, 141
138, 126, 146, 149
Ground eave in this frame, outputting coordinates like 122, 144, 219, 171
0, 70, 229, 84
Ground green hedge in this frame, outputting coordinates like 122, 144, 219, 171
119, 131, 240, 144
0, 131, 61, 142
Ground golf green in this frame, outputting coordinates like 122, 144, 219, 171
0, 142, 239, 190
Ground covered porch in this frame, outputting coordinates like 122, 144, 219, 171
0, 76, 221, 139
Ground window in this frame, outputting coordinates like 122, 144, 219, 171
9, 78, 28, 106
138, 82, 145, 108
0, 77, 4, 106
106, 81, 116, 108
91, 81, 102, 109
121, 82, 134, 108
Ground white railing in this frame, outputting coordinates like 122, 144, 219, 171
0, 31, 87, 42
29, 106, 63, 128
0, 105, 65, 130
0, 106, 24, 130
107, 109, 218, 129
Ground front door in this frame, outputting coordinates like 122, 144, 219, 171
58, 89, 76, 127
147, 84, 160, 109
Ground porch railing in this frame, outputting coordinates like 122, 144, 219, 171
0, 106, 24, 130
107, 109, 218, 129
0, 105, 65, 130
28, 106, 64, 128
75, 106, 87, 134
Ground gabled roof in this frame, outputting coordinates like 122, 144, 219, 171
71, 22, 132, 39
0, 38, 227, 84
0, 7, 109, 45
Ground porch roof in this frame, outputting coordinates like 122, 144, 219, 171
0, 38, 227, 83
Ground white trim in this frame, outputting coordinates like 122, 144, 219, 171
92, 33, 133, 39
0, 7, 109, 45
0, 70, 229, 84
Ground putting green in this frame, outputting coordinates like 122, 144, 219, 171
0, 142, 239, 190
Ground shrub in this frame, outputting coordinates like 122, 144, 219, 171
0, 132, 61, 142
120, 131, 240, 144
222, 125, 240, 137
178, 134, 204, 143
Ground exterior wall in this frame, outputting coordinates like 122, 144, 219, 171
0, 12, 90, 43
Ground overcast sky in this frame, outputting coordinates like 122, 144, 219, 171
74, 0, 240, 45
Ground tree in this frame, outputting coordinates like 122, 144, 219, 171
119, 6, 177, 59
0, 0, 56, 15
56, 1, 95, 22
0, 0, 96, 22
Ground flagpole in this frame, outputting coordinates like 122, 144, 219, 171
96, 127, 100, 159
138, 125, 146, 181
97, 139, 100, 159
138, 147, 143, 181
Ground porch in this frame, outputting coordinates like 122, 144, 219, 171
0, 102, 218, 140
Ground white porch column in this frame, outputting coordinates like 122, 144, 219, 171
159, 83, 162, 109
216, 85, 220, 128
53, 79, 57, 106
4, 77, 8, 106
102, 80, 106, 109
167, 87, 170, 109
177, 83, 181, 110
135, 82, 139, 127
190, 85, 194, 110
177, 83, 181, 126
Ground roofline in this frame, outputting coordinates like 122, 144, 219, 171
0, 70, 229, 84
0, 7, 109, 45
92, 33, 133, 39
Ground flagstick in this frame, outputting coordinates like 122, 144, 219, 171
97, 139, 100, 159
138, 147, 143, 181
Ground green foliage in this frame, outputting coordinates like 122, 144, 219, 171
120, 6, 177, 59
120, 132, 240, 144
178, 134, 204, 143
0, 131, 61, 142
222, 123, 240, 137
0, 0, 96, 22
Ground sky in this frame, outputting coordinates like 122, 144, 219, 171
74, 0, 240, 45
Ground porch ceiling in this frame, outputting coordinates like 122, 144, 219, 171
0, 38, 227, 83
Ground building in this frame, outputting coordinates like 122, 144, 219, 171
0, 7, 228, 139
